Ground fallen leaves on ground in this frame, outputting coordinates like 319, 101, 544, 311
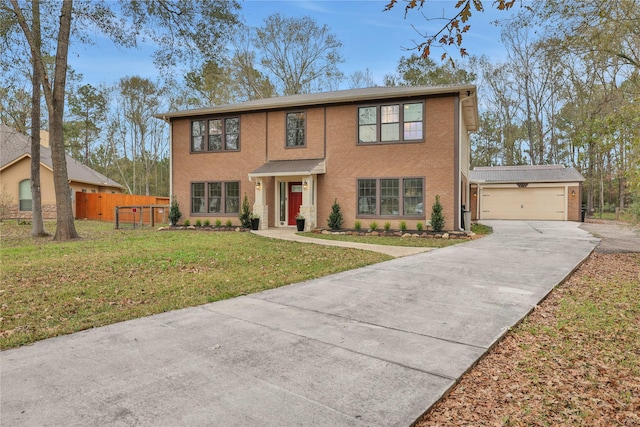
416, 253, 640, 427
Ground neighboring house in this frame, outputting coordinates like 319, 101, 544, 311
156, 85, 478, 231
0, 124, 124, 220
469, 165, 585, 221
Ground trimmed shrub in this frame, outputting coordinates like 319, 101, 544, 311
327, 198, 344, 230
239, 194, 252, 228
168, 196, 182, 226
431, 195, 445, 232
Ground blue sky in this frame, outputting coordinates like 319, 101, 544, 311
72, 0, 514, 89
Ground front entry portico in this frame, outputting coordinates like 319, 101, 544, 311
248, 159, 325, 231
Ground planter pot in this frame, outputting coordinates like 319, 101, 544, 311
296, 219, 305, 232
251, 218, 260, 230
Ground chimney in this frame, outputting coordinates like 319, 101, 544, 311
39, 129, 50, 147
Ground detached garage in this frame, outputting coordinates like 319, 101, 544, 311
470, 165, 585, 221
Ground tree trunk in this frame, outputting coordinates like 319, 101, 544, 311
10, 0, 78, 240
30, 0, 47, 237
49, 0, 78, 240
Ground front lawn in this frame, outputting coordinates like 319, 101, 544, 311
0, 221, 390, 349
298, 232, 467, 248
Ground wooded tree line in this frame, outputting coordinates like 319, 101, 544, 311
1, 0, 638, 240
470, 1, 639, 214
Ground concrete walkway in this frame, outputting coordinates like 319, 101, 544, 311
252, 227, 434, 257
1, 221, 599, 427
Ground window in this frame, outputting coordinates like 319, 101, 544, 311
380, 179, 399, 215
358, 107, 377, 143
403, 103, 423, 140
358, 179, 376, 215
192, 117, 240, 152
357, 178, 424, 217
192, 181, 240, 214
286, 111, 305, 147
192, 183, 205, 213
357, 102, 423, 144
19, 179, 32, 211
191, 121, 205, 152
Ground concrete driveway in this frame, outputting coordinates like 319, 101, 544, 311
1, 221, 598, 427
580, 219, 640, 253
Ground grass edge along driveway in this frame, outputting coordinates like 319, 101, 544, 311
1, 221, 393, 349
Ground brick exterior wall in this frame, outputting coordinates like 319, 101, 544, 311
171, 94, 463, 230
568, 185, 581, 221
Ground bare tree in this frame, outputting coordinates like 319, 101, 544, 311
253, 14, 344, 95
347, 69, 377, 89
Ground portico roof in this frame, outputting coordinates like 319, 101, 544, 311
249, 159, 326, 179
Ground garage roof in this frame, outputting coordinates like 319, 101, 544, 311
470, 165, 585, 183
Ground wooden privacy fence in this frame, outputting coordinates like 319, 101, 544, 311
76, 192, 170, 224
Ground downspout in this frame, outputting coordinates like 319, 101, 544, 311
162, 116, 173, 200
457, 92, 474, 231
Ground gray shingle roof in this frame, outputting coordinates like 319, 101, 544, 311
1, 124, 124, 189
470, 165, 585, 183
249, 159, 326, 177
155, 84, 479, 131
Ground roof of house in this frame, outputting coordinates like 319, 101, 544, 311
0, 124, 124, 189
155, 84, 479, 131
470, 165, 585, 183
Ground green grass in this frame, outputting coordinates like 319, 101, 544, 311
0, 221, 391, 349
472, 222, 493, 234
589, 211, 638, 222
298, 232, 465, 248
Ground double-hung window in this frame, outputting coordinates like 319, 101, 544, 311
357, 102, 424, 144
286, 111, 305, 147
357, 178, 424, 217
191, 117, 240, 152
191, 181, 240, 214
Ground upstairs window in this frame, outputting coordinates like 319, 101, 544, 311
191, 117, 240, 152
286, 111, 305, 147
358, 102, 424, 144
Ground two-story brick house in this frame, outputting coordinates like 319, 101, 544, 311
156, 85, 478, 231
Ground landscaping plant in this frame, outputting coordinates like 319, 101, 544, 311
168, 196, 182, 226
431, 195, 445, 232
239, 193, 252, 228
327, 198, 344, 230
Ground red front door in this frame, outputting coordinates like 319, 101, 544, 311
287, 182, 302, 225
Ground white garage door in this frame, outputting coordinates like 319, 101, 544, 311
481, 187, 565, 220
